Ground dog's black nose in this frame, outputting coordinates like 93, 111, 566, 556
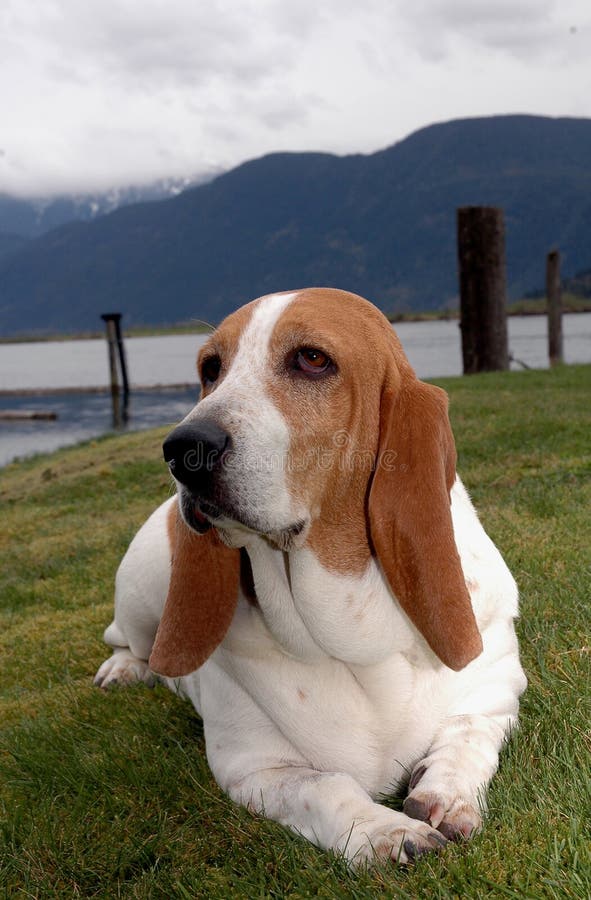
163, 420, 230, 493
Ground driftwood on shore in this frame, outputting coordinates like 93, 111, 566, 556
0, 382, 195, 399
0, 410, 58, 421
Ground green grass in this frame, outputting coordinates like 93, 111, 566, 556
1, 365, 590, 898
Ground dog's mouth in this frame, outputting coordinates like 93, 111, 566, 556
179, 491, 218, 534
179, 489, 308, 550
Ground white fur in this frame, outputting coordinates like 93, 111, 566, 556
177, 291, 305, 536
95, 298, 527, 867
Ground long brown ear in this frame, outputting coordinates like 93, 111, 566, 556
368, 382, 482, 671
149, 503, 241, 677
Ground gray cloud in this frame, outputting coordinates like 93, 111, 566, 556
398, 0, 580, 61
0, 0, 589, 196
12, 1, 288, 88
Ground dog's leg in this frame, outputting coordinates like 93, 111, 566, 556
94, 499, 174, 689
403, 714, 503, 840
404, 624, 527, 840
202, 667, 447, 867
229, 766, 448, 865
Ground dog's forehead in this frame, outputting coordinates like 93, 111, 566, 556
202, 291, 298, 362
269, 290, 414, 388
204, 288, 412, 382
238, 291, 300, 358
270, 289, 397, 352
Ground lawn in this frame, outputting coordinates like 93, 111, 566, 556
0, 365, 589, 898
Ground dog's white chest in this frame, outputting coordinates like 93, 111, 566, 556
244, 540, 423, 665
194, 540, 449, 795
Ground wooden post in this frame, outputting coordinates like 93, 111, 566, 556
112, 313, 130, 421
546, 250, 563, 366
457, 206, 509, 374
101, 313, 123, 427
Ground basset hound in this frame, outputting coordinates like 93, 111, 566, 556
95, 288, 526, 866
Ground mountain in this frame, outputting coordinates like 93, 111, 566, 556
0, 174, 218, 240
526, 267, 591, 300
563, 268, 591, 297
1, 115, 591, 336
0, 232, 27, 263
0, 175, 219, 289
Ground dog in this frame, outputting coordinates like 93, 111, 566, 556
95, 288, 526, 866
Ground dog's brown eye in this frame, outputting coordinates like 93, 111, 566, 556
295, 348, 332, 375
201, 355, 221, 385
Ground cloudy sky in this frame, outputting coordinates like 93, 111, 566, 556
1, 0, 590, 197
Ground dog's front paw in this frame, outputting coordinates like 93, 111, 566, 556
404, 791, 482, 841
345, 810, 448, 867
94, 649, 155, 689
404, 764, 482, 841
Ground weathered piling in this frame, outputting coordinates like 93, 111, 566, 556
546, 250, 563, 366
457, 206, 509, 374
101, 312, 129, 426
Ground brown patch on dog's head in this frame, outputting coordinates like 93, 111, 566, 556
264, 288, 482, 669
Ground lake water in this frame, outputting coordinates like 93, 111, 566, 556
1, 313, 589, 467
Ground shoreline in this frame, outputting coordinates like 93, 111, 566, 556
0, 382, 196, 398
2, 301, 590, 344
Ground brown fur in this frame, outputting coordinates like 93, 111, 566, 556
368, 384, 483, 670
267, 289, 408, 573
150, 287, 482, 676
267, 288, 482, 670
148, 502, 241, 677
